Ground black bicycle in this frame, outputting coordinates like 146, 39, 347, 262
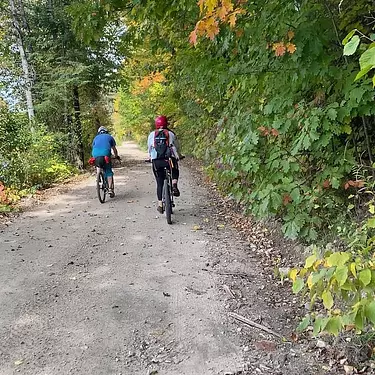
162, 158, 175, 224
96, 167, 109, 204
145, 156, 184, 224
91, 156, 120, 204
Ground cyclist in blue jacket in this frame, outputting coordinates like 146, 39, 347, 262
92, 126, 120, 198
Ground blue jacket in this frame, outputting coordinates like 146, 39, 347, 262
92, 133, 116, 157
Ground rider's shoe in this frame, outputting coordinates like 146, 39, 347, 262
109, 189, 115, 198
172, 184, 180, 197
157, 205, 164, 214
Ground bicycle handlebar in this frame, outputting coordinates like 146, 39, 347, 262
144, 156, 185, 163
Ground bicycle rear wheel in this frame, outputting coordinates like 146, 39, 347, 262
97, 171, 107, 203
163, 179, 172, 224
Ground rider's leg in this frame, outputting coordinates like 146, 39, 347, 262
107, 176, 114, 189
153, 160, 166, 212
105, 165, 115, 197
171, 158, 180, 197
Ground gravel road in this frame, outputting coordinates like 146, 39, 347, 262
0, 142, 244, 375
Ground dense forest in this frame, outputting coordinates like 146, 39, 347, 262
2, 0, 375, 335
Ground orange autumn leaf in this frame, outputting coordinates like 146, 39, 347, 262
191, 0, 246, 44
196, 20, 207, 36
270, 128, 279, 137
283, 194, 292, 205
205, 17, 220, 39
287, 30, 295, 41
228, 13, 237, 28
286, 42, 297, 54
198, 0, 205, 13
258, 126, 269, 136
217, 6, 229, 20
189, 29, 198, 45
235, 28, 244, 37
356, 180, 365, 188
223, 0, 234, 11
344, 180, 365, 189
273, 42, 286, 57
322, 180, 331, 189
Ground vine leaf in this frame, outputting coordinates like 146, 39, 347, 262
359, 47, 375, 70
343, 35, 360, 56
322, 290, 334, 310
365, 301, 375, 324
342, 29, 356, 45
359, 269, 371, 286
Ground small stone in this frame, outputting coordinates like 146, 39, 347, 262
316, 339, 326, 348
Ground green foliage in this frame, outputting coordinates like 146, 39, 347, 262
342, 29, 375, 85
109, 0, 375, 242
0, 106, 76, 195
288, 171, 375, 336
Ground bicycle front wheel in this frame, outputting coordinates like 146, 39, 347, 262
163, 179, 172, 224
97, 171, 106, 203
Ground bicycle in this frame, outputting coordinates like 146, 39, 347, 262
145, 156, 184, 224
96, 166, 109, 204
89, 156, 120, 204
162, 158, 175, 224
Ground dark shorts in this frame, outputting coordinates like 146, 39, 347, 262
94, 156, 114, 178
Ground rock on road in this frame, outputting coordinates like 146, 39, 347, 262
0, 142, 243, 375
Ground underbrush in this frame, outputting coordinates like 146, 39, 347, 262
0, 107, 77, 211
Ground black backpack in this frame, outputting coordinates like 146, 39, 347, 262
154, 129, 171, 159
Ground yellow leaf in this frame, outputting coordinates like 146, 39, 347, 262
350, 262, 357, 277
299, 268, 308, 277
198, 0, 205, 13
206, 0, 218, 13
222, 0, 234, 12
307, 274, 313, 289
305, 253, 317, 269
322, 290, 334, 310
287, 30, 295, 40
228, 13, 237, 28
313, 259, 322, 271
289, 268, 298, 282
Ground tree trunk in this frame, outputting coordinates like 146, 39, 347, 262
8, 0, 35, 122
73, 85, 85, 170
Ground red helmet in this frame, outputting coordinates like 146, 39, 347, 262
155, 115, 168, 129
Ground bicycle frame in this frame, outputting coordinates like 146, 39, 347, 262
96, 168, 108, 203
162, 158, 175, 224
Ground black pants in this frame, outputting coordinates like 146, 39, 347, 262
152, 158, 179, 200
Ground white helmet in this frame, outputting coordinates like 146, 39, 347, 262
97, 126, 108, 134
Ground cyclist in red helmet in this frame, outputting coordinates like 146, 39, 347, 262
148, 115, 181, 213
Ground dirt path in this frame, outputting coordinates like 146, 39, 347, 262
0, 142, 322, 375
